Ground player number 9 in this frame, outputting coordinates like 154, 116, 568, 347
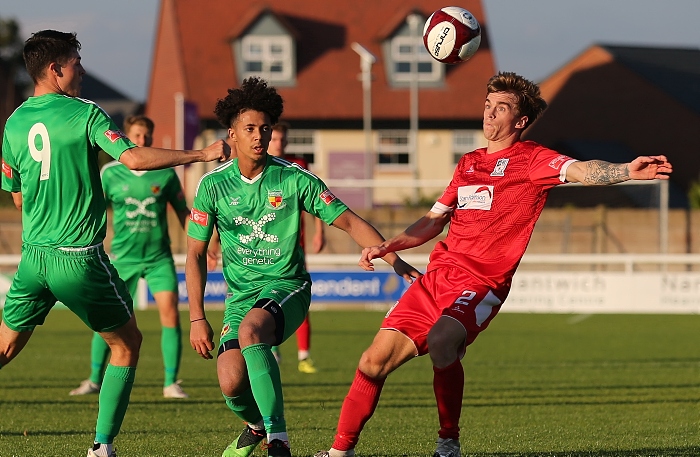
28, 122, 51, 181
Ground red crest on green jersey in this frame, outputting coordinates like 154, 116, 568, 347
2, 159, 12, 178
268, 190, 284, 208
104, 129, 127, 143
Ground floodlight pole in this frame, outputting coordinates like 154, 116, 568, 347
351, 42, 377, 209
407, 13, 421, 202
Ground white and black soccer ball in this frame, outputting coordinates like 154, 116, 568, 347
423, 6, 481, 64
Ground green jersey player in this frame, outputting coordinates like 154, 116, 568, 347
69, 115, 191, 399
185, 77, 421, 457
0, 30, 228, 457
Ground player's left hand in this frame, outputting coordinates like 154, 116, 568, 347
190, 319, 215, 359
391, 257, 423, 283
629, 155, 673, 180
206, 248, 220, 271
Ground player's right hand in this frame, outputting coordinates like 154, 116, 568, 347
190, 319, 215, 359
201, 139, 231, 163
359, 245, 387, 271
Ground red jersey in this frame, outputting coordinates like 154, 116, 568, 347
429, 140, 576, 291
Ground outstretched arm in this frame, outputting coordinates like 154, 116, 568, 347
119, 140, 230, 171
566, 155, 672, 185
358, 209, 450, 270
331, 209, 422, 283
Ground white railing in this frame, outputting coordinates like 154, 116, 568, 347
1, 252, 697, 271
1, 253, 699, 313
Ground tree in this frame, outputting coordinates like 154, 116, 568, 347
0, 17, 25, 138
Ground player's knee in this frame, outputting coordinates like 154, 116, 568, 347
236, 322, 261, 347
358, 349, 390, 379
427, 328, 462, 366
113, 326, 143, 355
219, 377, 248, 397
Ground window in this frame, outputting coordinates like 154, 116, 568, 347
240, 35, 293, 82
286, 130, 315, 165
377, 130, 410, 165
453, 130, 479, 164
391, 36, 442, 83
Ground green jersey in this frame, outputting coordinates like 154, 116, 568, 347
101, 162, 187, 263
1, 94, 135, 248
188, 155, 348, 302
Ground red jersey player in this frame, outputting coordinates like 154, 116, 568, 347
314, 72, 673, 457
268, 122, 325, 374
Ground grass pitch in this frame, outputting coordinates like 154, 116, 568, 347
0, 309, 698, 457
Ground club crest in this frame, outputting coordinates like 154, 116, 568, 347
267, 190, 286, 209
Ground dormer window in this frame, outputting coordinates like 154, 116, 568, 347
241, 35, 293, 81
232, 12, 296, 86
383, 16, 444, 87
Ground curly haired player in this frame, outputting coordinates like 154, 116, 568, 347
184, 77, 420, 457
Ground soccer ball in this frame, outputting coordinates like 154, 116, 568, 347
423, 6, 481, 64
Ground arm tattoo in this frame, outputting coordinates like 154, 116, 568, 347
583, 160, 630, 185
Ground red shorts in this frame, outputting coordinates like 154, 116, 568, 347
381, 266, 505, 356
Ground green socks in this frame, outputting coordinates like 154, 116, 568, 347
95, 364, 136, 444
91, 325, 180, 387
161, 325, 182, 386
89, 332, 110, 384
223, 387, 263, 424
241, 343, 286, 433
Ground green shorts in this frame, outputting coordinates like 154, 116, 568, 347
2, 243, 133, 333
219, 278, 311, 348
113, 256, 178, 298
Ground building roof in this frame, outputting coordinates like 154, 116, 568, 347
147, 0, 495, 131
82, 72, 140, 129
601, 45, 700, 115
525, 43, 700, 207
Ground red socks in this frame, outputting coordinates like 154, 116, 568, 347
296, 315, 310, 352
433, 359, 464, 440
332, 369, 385, 451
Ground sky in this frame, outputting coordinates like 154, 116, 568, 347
2, 0, 700, 102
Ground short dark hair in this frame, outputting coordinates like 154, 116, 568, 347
124, 115, 155, 134
23, 30, 81, 83
486, 72, 547, 129
272, 121, 290, 134
214, 77, 284, 128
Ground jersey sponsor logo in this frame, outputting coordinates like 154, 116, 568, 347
320, 189, 337, 205
235, 213, 278, 244
457, 185, 494, 211
125, 197, 157, 218
1, 159, 12, 179
230, 197, 241, 206
548, 155, 569, 170
267, 190, 286, 209
190, 207, 209, 226
490, 158, 509, 177
104, 129, 127, 143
